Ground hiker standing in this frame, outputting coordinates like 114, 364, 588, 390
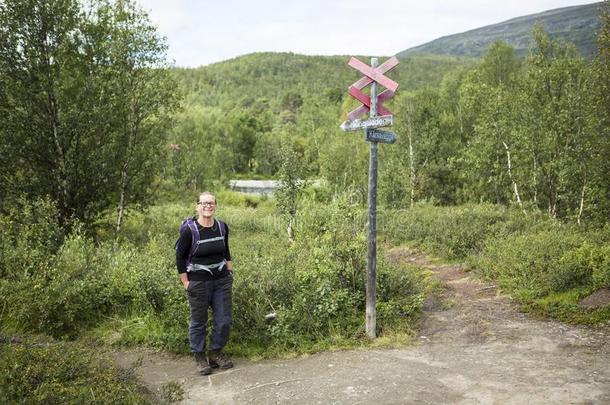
176, 191, 234, 375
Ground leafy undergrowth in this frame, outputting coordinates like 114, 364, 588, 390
521, 290, 610, 325
0, 193, 428, 362
0, 334, 152, 404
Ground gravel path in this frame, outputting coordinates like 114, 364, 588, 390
113, 247, 610, 404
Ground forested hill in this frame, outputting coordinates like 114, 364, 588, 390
398, 2, 603, 58
172, 52, 474, 108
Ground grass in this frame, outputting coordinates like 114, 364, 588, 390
0, 334, 153, 404
522, 290, 610, 325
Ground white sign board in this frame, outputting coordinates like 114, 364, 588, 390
340, 115, 393, 132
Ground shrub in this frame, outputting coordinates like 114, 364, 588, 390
0, 335, 150, 404
383, 203, 538, 259
557, 243, 610, 291
1, 227, 115, 338
474, 225, 610, 300
0, 196, 63, 280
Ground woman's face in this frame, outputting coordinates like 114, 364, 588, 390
196, 195, 217, 218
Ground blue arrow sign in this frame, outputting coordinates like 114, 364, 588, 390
366, 129, 396, 144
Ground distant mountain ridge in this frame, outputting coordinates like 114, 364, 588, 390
398, 2, 603, 58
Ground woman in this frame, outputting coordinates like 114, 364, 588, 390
176, 191, 234, 375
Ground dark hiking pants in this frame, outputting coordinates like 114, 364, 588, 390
186, 275, 233, 353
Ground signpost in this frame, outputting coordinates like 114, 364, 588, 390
366, 129, 396, 144
340, 56, 399, 338
339, 115, 393, 132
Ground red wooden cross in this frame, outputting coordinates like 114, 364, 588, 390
346, 56, 399, 120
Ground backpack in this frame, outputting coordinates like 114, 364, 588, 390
176, 217, 227, 265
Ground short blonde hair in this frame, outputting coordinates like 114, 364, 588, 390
197, 191, 216, 204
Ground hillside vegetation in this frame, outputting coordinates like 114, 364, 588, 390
399, 2, 603, 58
174, 52, 475, 108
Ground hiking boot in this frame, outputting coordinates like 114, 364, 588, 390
194, 352, 212, 375
208, 349, 233, 369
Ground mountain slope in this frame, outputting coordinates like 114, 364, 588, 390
398, 2, 603, 58
173, 52, 475, 108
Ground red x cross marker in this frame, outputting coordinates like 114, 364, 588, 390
348, 89, 395, 121
348, 56, 399, 93
350, 56, 399, 92
348, 87, 393, 117
346, 56, 399, 120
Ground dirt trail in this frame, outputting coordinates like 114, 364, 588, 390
113, 247, 610, 404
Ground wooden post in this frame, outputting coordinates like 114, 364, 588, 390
340, 55, 399, 339
366, 57, 378, 338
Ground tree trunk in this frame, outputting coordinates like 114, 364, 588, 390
502, 141, 525, 214
48, 95, 71, 219
287, 217, 294, 245
577, 164, 587, 225
406, 100, 415, 208
548, 174, 557, 218
115, 101, 140, 234
532, 155, 538, 205
116, 166, 128, 234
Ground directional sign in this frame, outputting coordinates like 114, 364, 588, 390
339, 56, 400, 340
340, 115, 393, 132
366, 129, 396, 144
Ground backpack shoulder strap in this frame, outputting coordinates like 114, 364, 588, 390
216, 219, 227, 247
216, 219, 227, 237
180, 217, 199, 264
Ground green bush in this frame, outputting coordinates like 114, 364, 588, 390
0, 335, 150, 404
0, 196, 63, 280
475, 226, 610, 305
1, 228, 109, 338
383, 203, 539, 259
556, 243, 610, 291
382, 203, 610, 324
476, 227, 589, 297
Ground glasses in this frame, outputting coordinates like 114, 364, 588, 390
197, 201, 216, 207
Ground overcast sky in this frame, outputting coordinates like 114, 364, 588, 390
136, 0, 601, 67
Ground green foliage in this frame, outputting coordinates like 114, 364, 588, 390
0, 196, 63, 280
383, 203, 610, 323
471, 219, 610, 321
0, 0, 178, 224
477, 228, 590, 297
167, 52, 473, 200
0, 197, 425, 357
522, 289, 610, 324
556, 243, 610, 291
275, 142, 307, 241
162, 381, 185, 403
383, 203, 537, 259
0, 335, 150, 404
